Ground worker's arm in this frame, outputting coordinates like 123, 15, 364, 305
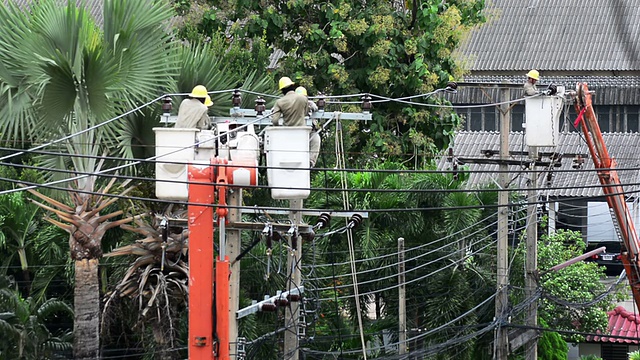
271, 102, 282, 125
198, 112, 211, 130
308, 100, 318, 113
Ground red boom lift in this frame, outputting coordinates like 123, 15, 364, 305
573, 82, 640, 312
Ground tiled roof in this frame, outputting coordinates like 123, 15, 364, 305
587, 306, 640, 343
446, 76, 640, 105
439, 131, 640, 198
8, 0, 104, 23
457, 0, 640, 71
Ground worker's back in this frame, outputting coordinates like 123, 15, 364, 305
272, 91, 308, 127
176, 98, 209, 129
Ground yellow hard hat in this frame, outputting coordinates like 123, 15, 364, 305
204, 95, 213, 107
189, 85, 208, 98
278, 77, 295, 90
295, 86, 308, 96
526, 70, 539, 81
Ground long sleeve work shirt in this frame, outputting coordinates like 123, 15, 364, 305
271, 91, 308, 127
175, 98, 210, 129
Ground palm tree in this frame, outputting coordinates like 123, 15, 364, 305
0, 275, 73, 359
0, 0, 178, 358
103, 208, 188, 360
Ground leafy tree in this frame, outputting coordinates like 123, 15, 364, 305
197, 0, 485, 160
511, 229, 625, 341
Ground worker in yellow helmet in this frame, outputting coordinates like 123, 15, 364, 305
271, 77, 308, 127
295, 86, 321, 167
175, 85, 211, 129
524, 70, 539, 96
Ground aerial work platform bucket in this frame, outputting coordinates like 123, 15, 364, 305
153, 128, 198, 200
524, 86, 565, 147
263, 126, 311, 200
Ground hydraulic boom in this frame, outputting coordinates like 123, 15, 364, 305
573, 82, 640, 312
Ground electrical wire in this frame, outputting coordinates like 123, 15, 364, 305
306, 216, 499, 273
315, 237, 499, 301
0, 108, 279, 197
0, 88, 237, 163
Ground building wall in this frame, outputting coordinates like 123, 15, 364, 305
457, 105, 640, 133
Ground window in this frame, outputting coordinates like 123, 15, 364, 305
596, 106, 612, 132
601, 343, 629, 360
511, 104, 524, 132
627, 106, 639, 133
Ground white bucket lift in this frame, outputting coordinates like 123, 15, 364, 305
263, 126, 311, 200
524, 86, 565, 147
153, 128, 198, 200
153, 124, 260, 201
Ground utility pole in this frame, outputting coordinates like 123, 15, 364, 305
398, 237, 407, 356
495, 86, 510, 360
284, 199, 303, 360
227, 190, 242, 359
525, 147, 538, 360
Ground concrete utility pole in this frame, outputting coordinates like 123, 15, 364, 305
525, 148, 538, 360
495, 87, 510, 360
227, 190, 242, 359
398, 237, 407, 356
284, 199, 303, 360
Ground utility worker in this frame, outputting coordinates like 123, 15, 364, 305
524, 70, 539, 96
295, 86, 321, 167
271, 77, 308, 127
175, 85, 211, 129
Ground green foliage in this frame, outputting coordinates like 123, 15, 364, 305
0, 0, 179, 171
173, 0, 486, 161
579, 355, 603, 360
0, 276, 73, 359
512, 229, 625, 342
630, 350, 640, 360
537, 318, 568, 360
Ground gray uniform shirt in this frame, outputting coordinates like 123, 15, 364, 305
175, 98, 210, 129
272, 91, 308, 126
524, 81, 537, 96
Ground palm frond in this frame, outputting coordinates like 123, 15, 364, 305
36, 299, 73, 320
103, 0, 178, 105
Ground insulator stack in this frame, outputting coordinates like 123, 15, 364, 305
316, 93, 326, 111
361, 94, 372, 113
255, 96, 266, 115
347, 214, 363, 229
259, 303, 277, 312
161, 96, 172, 113
232, 89, 242, 108
316, 213, 331, 229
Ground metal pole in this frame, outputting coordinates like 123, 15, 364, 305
495, 87, 510, 360
525, 147, 538, 360
398, 237, 407, 356
187, 165, 216, 360
227, 190, 242, 358
284, 199, 303, 360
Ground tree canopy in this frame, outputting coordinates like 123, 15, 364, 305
173, 0, 485, 159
